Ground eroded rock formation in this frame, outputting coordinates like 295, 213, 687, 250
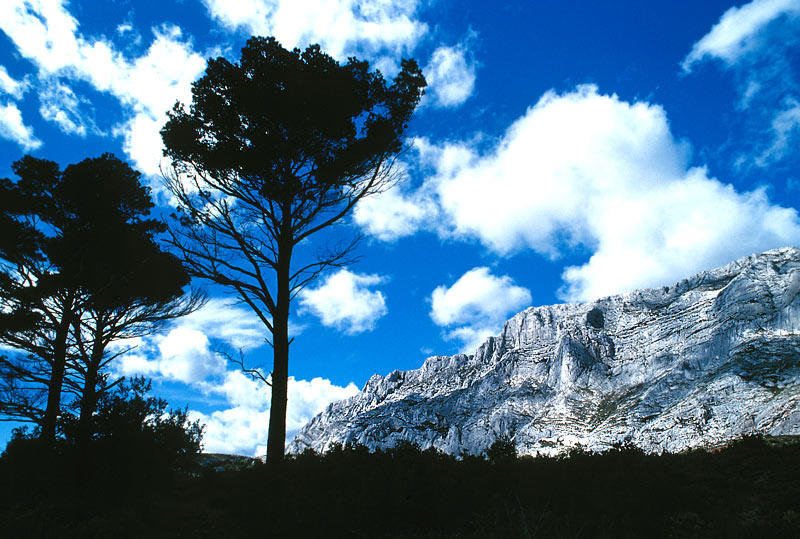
290, 247, 800, 456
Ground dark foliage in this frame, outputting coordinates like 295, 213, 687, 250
0, 377, 203, 521
0, 154, 202, 443
2, 434, 798, 538
484, 435, 518, 463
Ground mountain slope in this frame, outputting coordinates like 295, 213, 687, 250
290, 247, 800, 456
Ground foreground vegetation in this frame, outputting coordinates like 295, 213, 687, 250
2, 426, 799, 538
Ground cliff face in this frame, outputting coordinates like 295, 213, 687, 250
289, 247, 800, 456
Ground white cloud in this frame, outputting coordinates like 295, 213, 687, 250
156, 327, 227, 383
191, 375, 359, 456
298, 269, 387, 334
430, 267, 531, 352
201, 0, 426, 60
424, 43, 476, 108
682, 0, 800, 71
168, 297, 268, 350
285, 377, 359, 434
430, 267, 531, 326
757, 98, 800, 165
0, 66, 28, 100
117, 327, 226, 384
380, 85, 800, 302
215, 370, 266, 409
0, 102, 42, 150
681, 0, 800, 168
352, 180, 436, 241
0, 2, 206, 175
37, 79, 92, 136
115, 353, 155, 375
190, 406, 269, 456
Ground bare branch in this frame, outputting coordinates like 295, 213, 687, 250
215, 346, 272, 387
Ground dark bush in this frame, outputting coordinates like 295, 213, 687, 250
0, 377, 203, 504
2, 427, 799, 538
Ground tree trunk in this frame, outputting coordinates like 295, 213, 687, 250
266, 240, 291, 464
40, 291, 74, 443
78, 330, 103, 448
77, 320, 104, 484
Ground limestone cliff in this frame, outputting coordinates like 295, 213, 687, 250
290, 247, 800, 456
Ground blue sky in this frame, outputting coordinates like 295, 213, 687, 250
1, 0, 799, 455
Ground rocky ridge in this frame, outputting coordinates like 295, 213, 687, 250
289, 247, 800, 456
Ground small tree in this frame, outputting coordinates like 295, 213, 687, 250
161, 36, 425, 462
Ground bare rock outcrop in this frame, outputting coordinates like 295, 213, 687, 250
290, 247, 800, 456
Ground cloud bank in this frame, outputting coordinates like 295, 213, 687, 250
190, 374, 359, 456
114, 297, 359, 456
358, 85, 800, 301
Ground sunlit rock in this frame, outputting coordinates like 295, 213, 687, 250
289, 247, 800, 456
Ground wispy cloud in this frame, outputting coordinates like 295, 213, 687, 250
0, 1, 206, 175
200, 0, 427, 61
682, 0, 800, 168
682, 0, 800, 71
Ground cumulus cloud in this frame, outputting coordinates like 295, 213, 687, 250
190, 375, 359, 456
110, 298, 360, 456
362, 85, 800, 302
0, 102, 42, 150
352, 180, 436, 241
201, 0, 426, 60
682, 0, 800, 71
117, 327, 226, 384
298, 269, 387, 334
430, 267, 531, 352
0, 1, 206, 175
0, 66, 28, 100
424, 43, 476, 108
120, 344, 360, 455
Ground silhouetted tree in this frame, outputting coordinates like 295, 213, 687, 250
0, 154, 202, 447
0, 157, 82, 440
50, 155, 203, 452
161, 36, 425, 462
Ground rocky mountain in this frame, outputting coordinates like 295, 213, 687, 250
289, 247, 800, 456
